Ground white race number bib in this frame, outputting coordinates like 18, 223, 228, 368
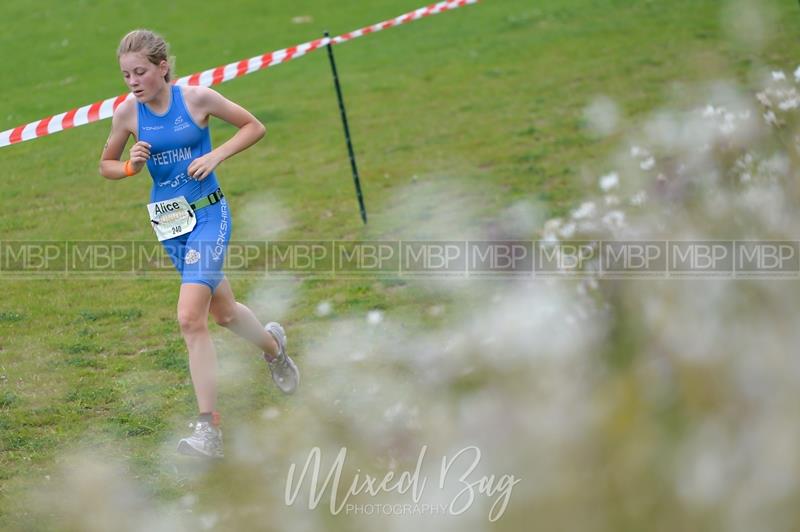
146, 196, 196, 241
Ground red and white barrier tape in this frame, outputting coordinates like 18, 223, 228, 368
0, 0, 477, 149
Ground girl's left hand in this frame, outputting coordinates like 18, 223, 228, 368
187, 153, 221, 180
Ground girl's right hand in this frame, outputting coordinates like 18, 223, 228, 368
129, 141, 151, 172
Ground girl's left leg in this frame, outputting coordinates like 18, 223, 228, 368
209, 277, 300, 394
209, 278, 279, 359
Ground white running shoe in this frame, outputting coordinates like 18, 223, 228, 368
177, 421, 224, 459
264, 322, 300, 394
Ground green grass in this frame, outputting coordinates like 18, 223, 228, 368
1, 0, 800, 527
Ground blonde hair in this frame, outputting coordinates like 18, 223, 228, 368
117, 29, 174, 82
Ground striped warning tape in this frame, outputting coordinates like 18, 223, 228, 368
0, 0, 478, 149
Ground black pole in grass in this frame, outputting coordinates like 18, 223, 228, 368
324, 31, 367, 224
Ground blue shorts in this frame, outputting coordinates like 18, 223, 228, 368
161, 198, 232, 293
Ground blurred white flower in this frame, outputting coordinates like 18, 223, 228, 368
764, 110, 778, 126
571, 201, 596, 219
640, 157, 656, 171
738, 153, 754, 167
599, 172, 620, 192
759, 153, 790, 178
367, 310, 384, 325
315, 300, 332, 317
629, 190, 648, 206
180, 494, 197, 508
559, 221, 577, 238
794, 65, 800, 82
383, 401, 406, 421
630, 145, 648, 158
779, 98, 799, 111
771, 70, 786, 81
720, 120, 736, 136
199, 513, 219, 530
602, 210, 626, 228
577, 220, 599, 233
543, 218, 562, 231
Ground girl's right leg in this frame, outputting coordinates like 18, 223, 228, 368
176, 282, 225, 458
177, 282, 217, 413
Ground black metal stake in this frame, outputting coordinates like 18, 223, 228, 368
324, 31, 367, 224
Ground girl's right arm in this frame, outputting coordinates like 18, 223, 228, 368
99, 100, 150, 179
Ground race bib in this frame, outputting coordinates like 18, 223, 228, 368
146, 196, 196, 241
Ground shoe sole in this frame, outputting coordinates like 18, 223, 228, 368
177, 440, 223, 459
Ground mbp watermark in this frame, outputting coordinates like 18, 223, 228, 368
402, 241, 467, 276
268, 241, 333, 275
284, 445, 520, 522
601, 241, 667, 277
1, 241, 67, 275
336, 241, 400, 275
669, 241, 733, 277
735, 241, 799, 277
469, 241, 532, 276
2, 239, 800, 280
536, 241, 598, 277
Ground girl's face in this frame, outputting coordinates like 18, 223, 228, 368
119, 52, 168, 101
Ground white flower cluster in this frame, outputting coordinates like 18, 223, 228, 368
756, 69, 800, 126
700, 104, 752, 137
542, 65, 800, 281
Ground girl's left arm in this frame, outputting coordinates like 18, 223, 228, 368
187, 87, 266, 180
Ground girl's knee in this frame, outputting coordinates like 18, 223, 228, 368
212, 307, 236, 328
177, 308, 208, 335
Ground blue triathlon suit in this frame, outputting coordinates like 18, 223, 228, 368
138, 84, 231, 293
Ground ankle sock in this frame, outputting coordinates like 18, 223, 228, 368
198, 411, 221, 426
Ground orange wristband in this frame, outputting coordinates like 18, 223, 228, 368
123, 159, 136, 177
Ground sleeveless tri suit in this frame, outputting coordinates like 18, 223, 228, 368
137, 84, 231, 293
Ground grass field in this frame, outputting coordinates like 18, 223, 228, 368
2, 0, 800, 530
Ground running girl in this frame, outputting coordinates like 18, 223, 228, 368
99, 29, 299, 458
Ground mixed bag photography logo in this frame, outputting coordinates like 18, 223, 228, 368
284, 445, 521, 521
